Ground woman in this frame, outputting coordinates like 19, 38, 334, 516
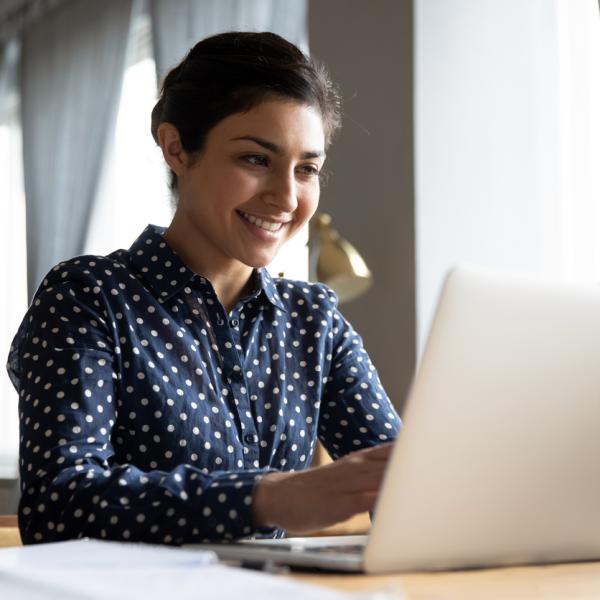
7, 32, 400, 545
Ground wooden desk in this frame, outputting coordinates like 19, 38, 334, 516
291, 562, 600, 599
0, 515, 20, 548
3, 518, 600, 598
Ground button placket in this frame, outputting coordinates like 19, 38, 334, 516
228, 307, 241, 330
202, 286, 228, 330
243, 433, 258, 444
226, 317, 260, 466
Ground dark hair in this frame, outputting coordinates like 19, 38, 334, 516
151, 31, 341, 191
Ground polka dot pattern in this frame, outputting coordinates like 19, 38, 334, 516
7, 225, 400, 545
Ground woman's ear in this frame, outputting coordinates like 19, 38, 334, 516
157, 123, 188, 178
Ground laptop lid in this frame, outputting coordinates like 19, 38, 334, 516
365, 266, 600, 572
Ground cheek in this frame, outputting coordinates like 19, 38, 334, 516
297, 185, 320, 220
197, 164, 259, 209
222, 167, 258, 193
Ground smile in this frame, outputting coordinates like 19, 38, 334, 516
237, 210, 290, 233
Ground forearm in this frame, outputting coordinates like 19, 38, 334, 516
251, 470, 289, 530
20, 462, 277, 544
251, 444, 392, 535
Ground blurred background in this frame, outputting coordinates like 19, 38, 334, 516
0, 0, 599, 512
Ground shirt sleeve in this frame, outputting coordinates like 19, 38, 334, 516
7, 276, 276, 545
317, 288, 401, 459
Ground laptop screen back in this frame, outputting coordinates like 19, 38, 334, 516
366, 267, 600, 572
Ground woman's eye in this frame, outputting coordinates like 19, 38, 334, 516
242, 154, 268, 167
298, 165, 320, 178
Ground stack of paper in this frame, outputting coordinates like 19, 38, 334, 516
0, 539, 403, 599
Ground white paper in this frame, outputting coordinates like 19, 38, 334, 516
0, 539, 404, 600
0, 538, 216, 571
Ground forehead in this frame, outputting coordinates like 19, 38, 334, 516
209, 99, 326, 153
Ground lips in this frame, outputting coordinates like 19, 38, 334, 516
237, 210, 290, 233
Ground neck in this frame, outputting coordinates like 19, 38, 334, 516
164, 211, 254, 313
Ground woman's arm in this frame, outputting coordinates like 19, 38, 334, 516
252, 442, 393, 533
252, 288, 401, 534
318, 289, 402, 459
9, 278, 276, 544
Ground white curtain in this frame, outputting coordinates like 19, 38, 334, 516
21, 0, 133, 298
415, 0, 600, 351
553, 0, 600, 282
0, 39, 18, 117
149, 0, 308, 82
0, 39, 25, 481
84, 0, 174, 258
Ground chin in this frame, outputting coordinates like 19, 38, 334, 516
236, 242, 284, 270
240, 254, 276, 270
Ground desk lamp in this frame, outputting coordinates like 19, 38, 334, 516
309, 212, 373, 304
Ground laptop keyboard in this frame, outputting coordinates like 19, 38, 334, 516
306, 544, 365, 555
239, 535, 367, 556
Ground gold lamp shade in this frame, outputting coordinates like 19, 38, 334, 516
309, 212, 373, 303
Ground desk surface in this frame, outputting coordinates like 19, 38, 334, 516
291, 562, 600, 599
3, 519, 600, 599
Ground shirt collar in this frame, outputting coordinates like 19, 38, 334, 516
129, 224, 288, 312
129, 224, 196, 302
256, 268, 288, 313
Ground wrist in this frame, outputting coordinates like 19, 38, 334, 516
252, 471, 285, 529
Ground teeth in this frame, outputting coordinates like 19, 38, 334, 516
239, 211, 285, 233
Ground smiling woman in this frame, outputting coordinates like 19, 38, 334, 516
7, 31, 400, 545
159, 99, 324, 310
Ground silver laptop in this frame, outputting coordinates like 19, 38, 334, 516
189, 266, 600, 573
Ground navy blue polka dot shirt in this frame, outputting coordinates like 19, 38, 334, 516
7, 225, 400, 545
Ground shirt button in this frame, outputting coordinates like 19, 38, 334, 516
244, 433, 257, 444
230, 318, 239, 327
230, 370, 243, 382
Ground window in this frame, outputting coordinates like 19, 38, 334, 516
0, 39, 25, 478
554, 0, 600, 282
85, 3, 172, 256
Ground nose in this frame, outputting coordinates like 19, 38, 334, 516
264, 169, 298, 214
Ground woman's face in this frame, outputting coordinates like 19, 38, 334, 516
174, 98, 326, 271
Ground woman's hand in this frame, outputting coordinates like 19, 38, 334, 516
252, 442, 394, 534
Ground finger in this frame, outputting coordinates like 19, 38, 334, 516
336, 452, 391, 477
366, 441, 395, 455
341, 491, 380, 515
346, 474, 387, 494
353, 442, 395, 461
332, 456, 388, 477
332, 468, 388, 494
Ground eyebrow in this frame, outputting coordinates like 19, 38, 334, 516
229, 135, 325, 159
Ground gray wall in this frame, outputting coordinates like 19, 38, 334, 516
308, 0, 415, 412
0, 478, 18, 514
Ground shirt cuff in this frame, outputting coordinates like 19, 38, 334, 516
187, 469, 279, 542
